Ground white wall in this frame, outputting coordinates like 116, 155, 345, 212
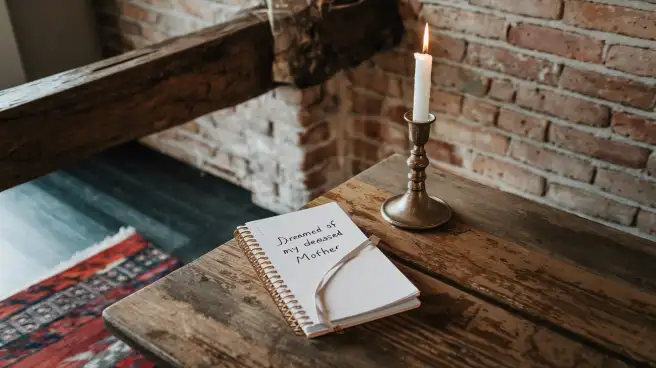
6, 0, 101, 80
0, 0, 25, 89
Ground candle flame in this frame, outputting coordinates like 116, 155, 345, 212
422, 23, 429, 53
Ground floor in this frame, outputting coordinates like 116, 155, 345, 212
0, 143, 274, 299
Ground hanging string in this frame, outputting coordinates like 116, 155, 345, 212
313, 235, 380, 331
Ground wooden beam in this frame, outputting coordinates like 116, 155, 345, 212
272, 0, 403, 85
0, 0, 402, 191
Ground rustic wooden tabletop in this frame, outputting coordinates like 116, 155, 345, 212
103, 154, 656, 367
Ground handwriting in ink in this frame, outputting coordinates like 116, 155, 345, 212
277, 225, 323, 246
296, 245, 340, 264
282, 246, 299, 254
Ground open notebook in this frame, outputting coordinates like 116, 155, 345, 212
234, 202, 420, 338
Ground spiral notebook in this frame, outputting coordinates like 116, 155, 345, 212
234, 202, 420, 338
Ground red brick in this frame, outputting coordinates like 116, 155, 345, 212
358, 115, 409, 149
380, 124, 410, 150
431, 34, 467, 62
430, 89, 463, 115
432, 63, 489, 96
509, 140, 594, 182
488, 79, 515, 102
465, 44, 560, 85
388, 75, 414, 102
470, 0, 562, 19
462, 98, 498, 125
299, 120, 331, 146
373, 51, 411, 76
425, 140, 464, 166
383, 101, 412, 124
405, 27, 466, 61
498, 109, 548, 141
434, 117, 509, 154
353, 119, 380, 139
422, 6, 506, 39
516, 86, 610, 127
611, 112, 656, 145
595, 168, 656, 207
352, 138, 380, 162
546, 183, 638, 225
351, 90, 384, 115
508, 24, 602, 63
563, 0, 656, 40
345, 65, 390, 96
296, 104, 332, 128
606, 45, 656, 78
472, 154, 546, 195
549, 125, 650, 168
303, 168, 328, 190
648, 153, 656, 177
637, 209, 656, 235
558, 67, 656, 109
303, 140, 338, 170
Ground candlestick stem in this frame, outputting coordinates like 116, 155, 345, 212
381, 111, 452, 230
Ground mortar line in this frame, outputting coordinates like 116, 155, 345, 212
428, 28, 656, 85
436, 159, 656, 242
421, 0, 656, 49
437, 112, 656, 182
433, 57, 656, 119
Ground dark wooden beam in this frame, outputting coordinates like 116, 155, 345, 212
0, 0, 402, 191
273, 0, 403, 85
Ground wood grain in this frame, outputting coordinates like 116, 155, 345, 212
0, 0, 402, 191
104, 155, 656, 367
104, 240, 621, 368
357, 155, 656, 289
272, 0, 402, 85
312, 154, 656, 365
0, 13, 273, 192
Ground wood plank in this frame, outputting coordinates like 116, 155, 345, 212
104, 240, 621, 368
306, 157, 656, 365
357, 155, 656, 290
0, 13, 272, 192
0, 0, 402, 191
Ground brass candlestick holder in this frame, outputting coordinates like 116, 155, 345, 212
381, 111, 452, 230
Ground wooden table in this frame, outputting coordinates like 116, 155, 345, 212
103, 154, 656, 367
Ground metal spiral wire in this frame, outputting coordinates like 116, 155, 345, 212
234, 226, 313, 335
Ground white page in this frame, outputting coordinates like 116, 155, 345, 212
247, 202, 419, 333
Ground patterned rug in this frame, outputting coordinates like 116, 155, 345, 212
0, 228, 180, 367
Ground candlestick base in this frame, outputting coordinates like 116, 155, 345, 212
381, 191, 452, 230
381, 111, 452, 230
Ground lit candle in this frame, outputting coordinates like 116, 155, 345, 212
412, 24, 432, 122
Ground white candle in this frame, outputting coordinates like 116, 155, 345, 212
412, 24, 433, 122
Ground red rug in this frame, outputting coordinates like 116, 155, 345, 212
0, 229, 180, 367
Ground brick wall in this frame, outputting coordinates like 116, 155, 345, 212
338, 0, 656, 239
94, 0, 656, 240
93, 0, 345, 213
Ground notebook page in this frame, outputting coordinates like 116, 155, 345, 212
246, 202, 419, 331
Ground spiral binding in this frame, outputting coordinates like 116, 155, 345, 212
234, 226, 313, 336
